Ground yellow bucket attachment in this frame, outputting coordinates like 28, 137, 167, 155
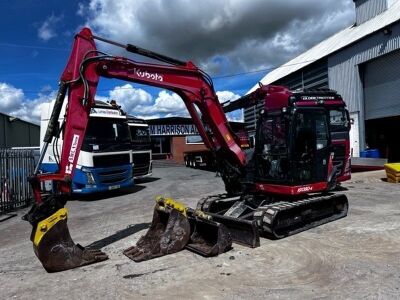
30, 208, 108, 273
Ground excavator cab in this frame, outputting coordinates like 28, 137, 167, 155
254, 107, 333, 188
199, 104, 348, 240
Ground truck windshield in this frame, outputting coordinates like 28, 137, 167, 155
129, 125, 151, 151
130, 126, 150, 143
329, 108, 349, 132
83, 118, 131, 151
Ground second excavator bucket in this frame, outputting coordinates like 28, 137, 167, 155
185, 210, 232, 257
27, 207, 108, 273
124, 197, 232, 262
123, 197, 191, 262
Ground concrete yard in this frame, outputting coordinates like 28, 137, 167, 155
0, 163, 399, 299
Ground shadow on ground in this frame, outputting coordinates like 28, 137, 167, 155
71, 177, 162, 202
334, 185, 349, 191
72, 185, 147, 202
86, 222, 151, 249
134, 177, 161, 184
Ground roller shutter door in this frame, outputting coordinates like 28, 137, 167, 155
364, 50, 400, 120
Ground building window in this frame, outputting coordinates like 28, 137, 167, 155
151, 137, 171, 154
186, 135, 204, 145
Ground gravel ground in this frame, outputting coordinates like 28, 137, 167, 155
0, 165, 399, 299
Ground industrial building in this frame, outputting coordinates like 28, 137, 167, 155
246, 0, 400, 162
0, 112, 39, 148
147, 117, 245, 163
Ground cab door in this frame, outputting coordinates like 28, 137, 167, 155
292, 108, 331, 184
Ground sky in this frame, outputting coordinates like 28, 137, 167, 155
0, 0, 356, 124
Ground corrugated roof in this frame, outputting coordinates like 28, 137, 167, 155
249, 0, 400, 92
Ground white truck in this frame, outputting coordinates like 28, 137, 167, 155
40, 100, 137, 194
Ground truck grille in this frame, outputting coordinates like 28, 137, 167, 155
98, 168, 130, 185
93, 154, 130, 168
132, 152, 150, 177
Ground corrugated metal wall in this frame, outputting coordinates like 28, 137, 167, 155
0, 113, 40, 148
355, 0, 387, 25
364, 49, 400, 119
328, 20, 400, 149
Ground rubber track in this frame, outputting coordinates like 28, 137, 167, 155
197, 193, 349, 240
253, 193, 349, 239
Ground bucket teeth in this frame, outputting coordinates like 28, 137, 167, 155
123, 205, 191, 262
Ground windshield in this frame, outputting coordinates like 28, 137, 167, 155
329, 108, 349, 132
129, 126, 150, 143
129, 125, 151, 151
82, 118, 131, 151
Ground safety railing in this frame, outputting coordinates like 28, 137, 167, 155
0, 149, 37, 214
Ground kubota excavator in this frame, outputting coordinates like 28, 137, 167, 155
23, 28, 349, 272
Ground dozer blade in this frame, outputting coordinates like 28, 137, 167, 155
254, 193, 349, 239
30, 208, 108, 273
185, 210, 232, 257
206, 213, 260, 248
123, 197, 191, 262
197, 195, 260, 248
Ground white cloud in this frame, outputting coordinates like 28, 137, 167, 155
106, 87, 243, 121
216, 90, 240, 103
128, 90, 189, 118
108, 84, 152, 113
216, 90, 243, 122
0, 82, 57, 124
0, 83, 24, 112
0, 81, 243, 124
80, 0, 355, 73
153, 91, 187, 115
77, 2, 85, 16
38, 14, 63, 41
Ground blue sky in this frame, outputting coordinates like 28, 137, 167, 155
0, 0, 355, 123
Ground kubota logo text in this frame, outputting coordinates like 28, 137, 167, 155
134, 68, 163, 82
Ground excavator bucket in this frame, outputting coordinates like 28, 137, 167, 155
123, 197, 191, 262
186, 211, 232, 257
123, 197, 232, 261
29, 208, 108, 273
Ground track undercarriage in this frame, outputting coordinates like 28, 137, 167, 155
197, 192, 348, 244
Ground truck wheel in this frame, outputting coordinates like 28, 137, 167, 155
185, 158, 189, 167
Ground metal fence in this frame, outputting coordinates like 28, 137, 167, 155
0, 149, 36, 214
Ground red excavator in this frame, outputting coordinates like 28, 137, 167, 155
23, 28, 349, 272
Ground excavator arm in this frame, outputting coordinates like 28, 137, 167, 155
32, 27, 246, 204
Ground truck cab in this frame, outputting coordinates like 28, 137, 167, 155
40, 100, 134, 194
